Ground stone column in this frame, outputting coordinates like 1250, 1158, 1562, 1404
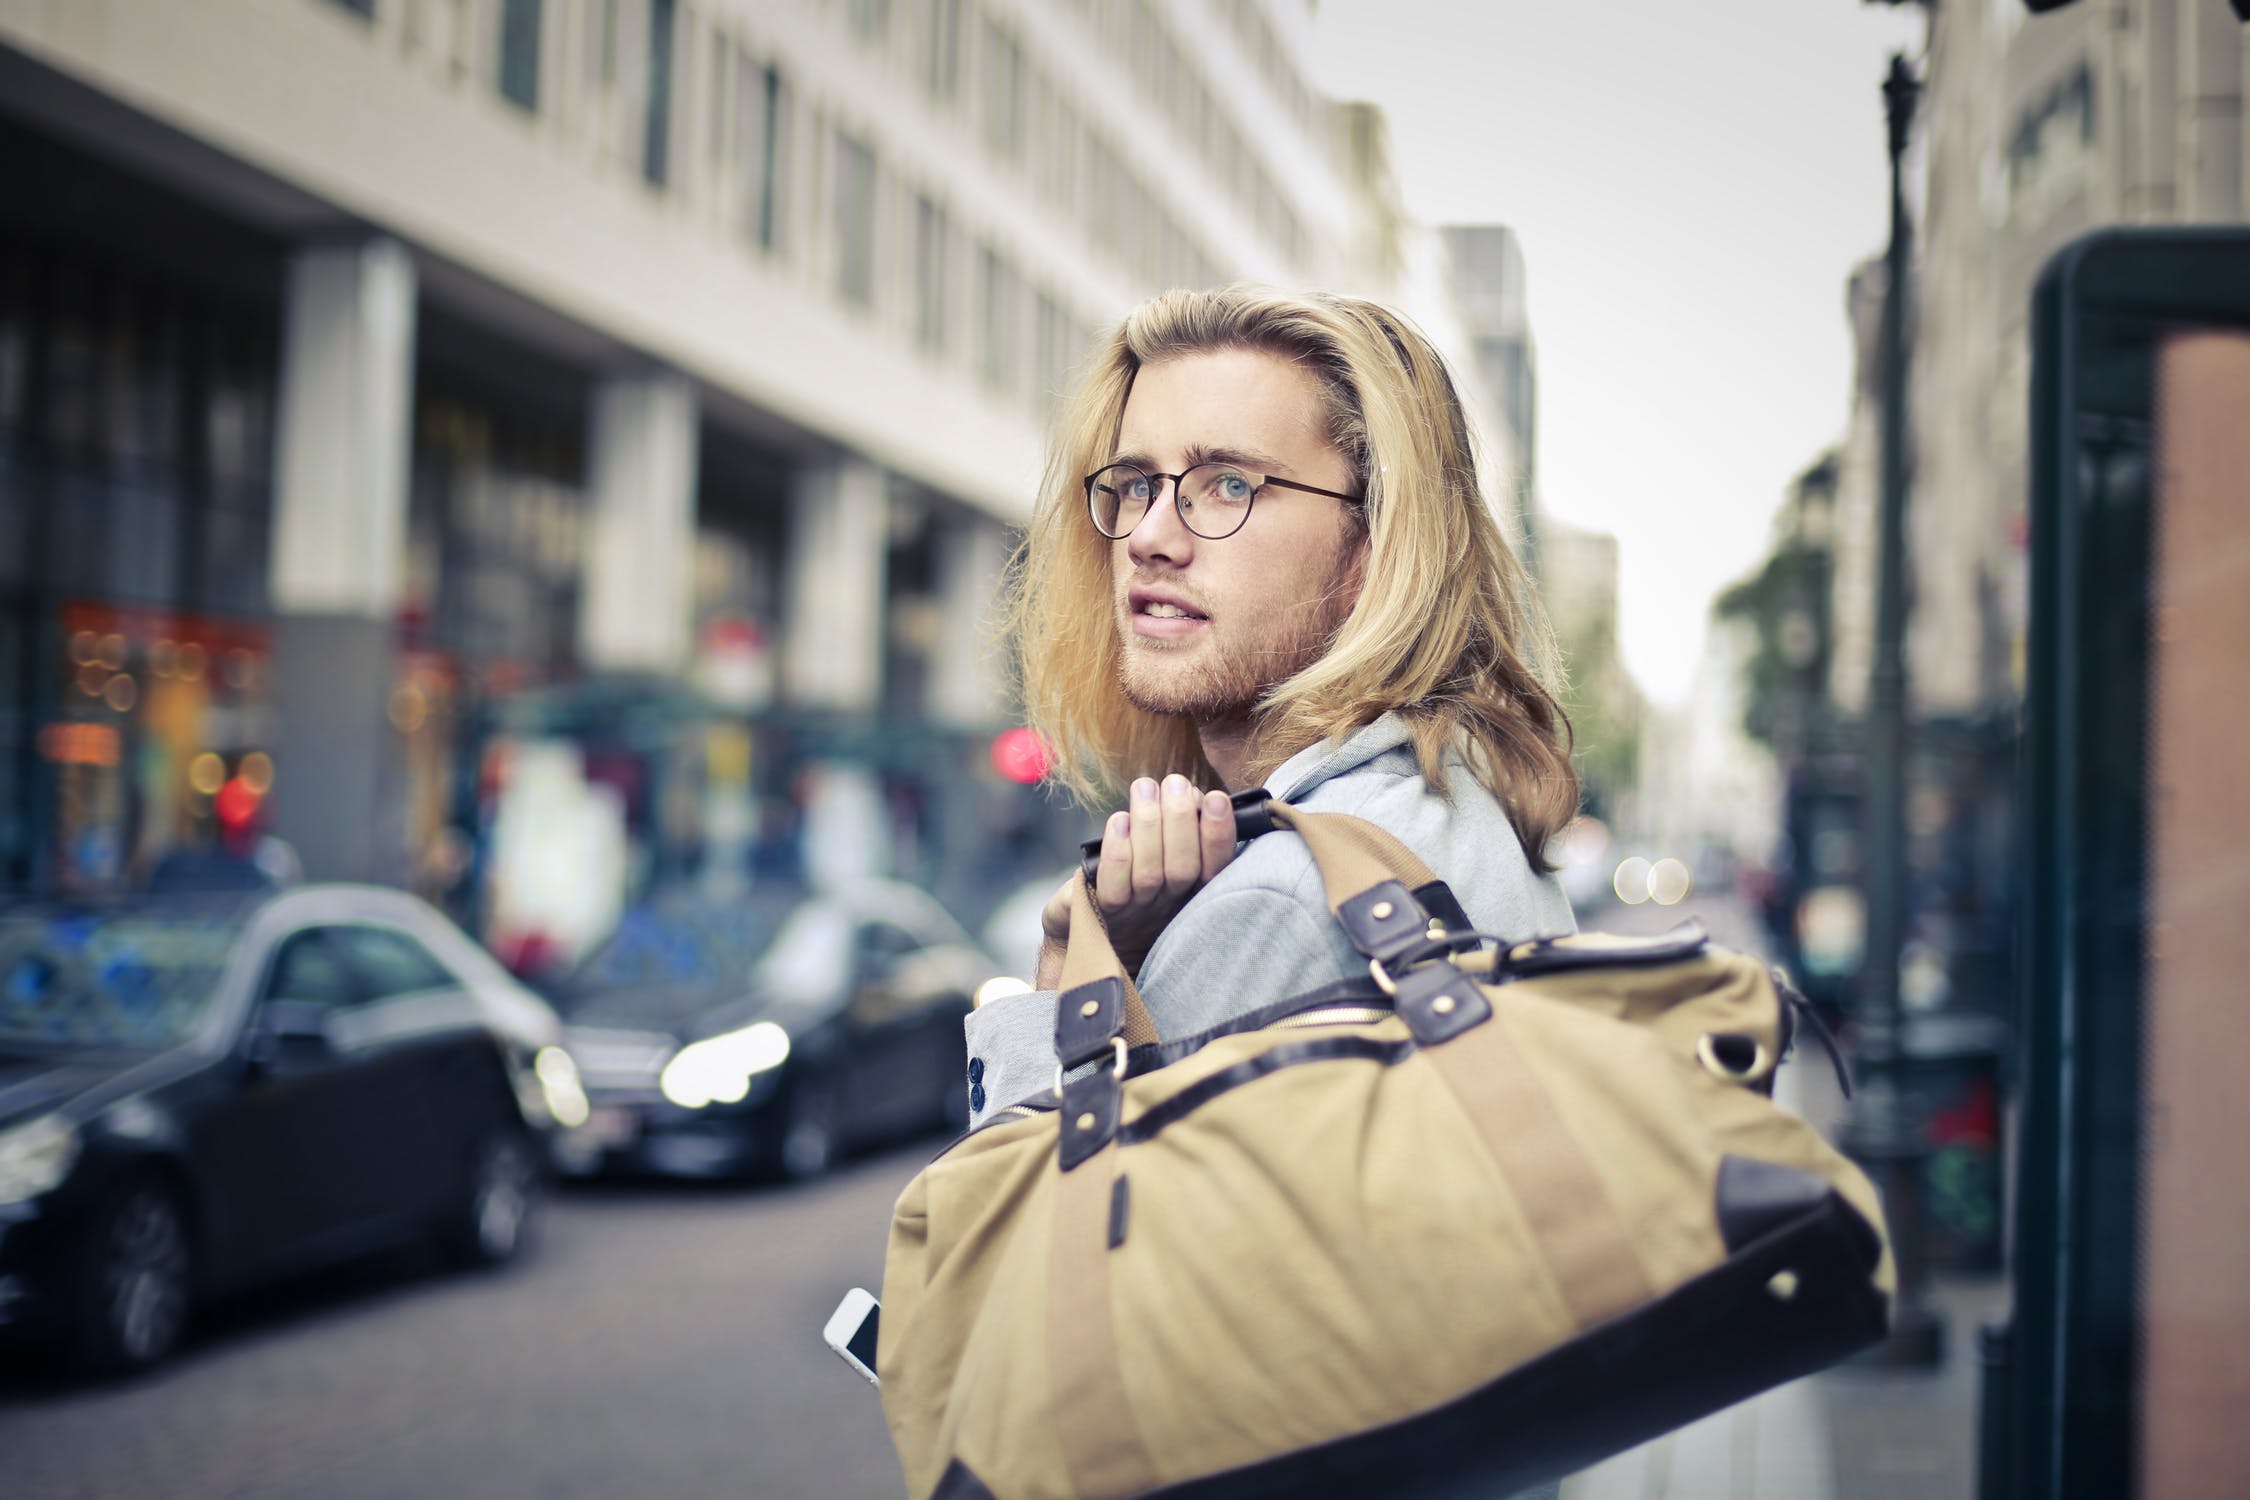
266, 237, 416, 884
580, 371, 699, 674
782, 455, 886, 713
927, 514, 1012, 730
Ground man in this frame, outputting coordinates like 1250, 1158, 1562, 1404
967, 284, 1580, 1123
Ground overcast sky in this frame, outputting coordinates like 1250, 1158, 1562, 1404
1306, 1, 1929, 705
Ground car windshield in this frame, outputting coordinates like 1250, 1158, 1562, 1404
0, 905, 247, 1050
554, 891, 802, 1013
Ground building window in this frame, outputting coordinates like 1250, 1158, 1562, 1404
497, 0, 543, 113
849, 0, 891, 42
1033, 292, 1074, 415
324, 0, 376, 18
913, 195, 949, 355
979, 18, 1024, 162
643, 0, 676, 188
927, 0, 962, 103
596, 0, 620, 88
977, 245, 1017, 392
746, 60, 790, 252
834, 131, 878, 309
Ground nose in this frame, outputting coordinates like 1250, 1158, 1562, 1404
1125, 477, 1194, 568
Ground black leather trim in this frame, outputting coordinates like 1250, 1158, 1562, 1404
1229, 787, 1278, 840
926, 1457, 998, 1500
1125, 974, 1391, 1075
1411, 880, 1473, 935
1120, 1036, 1414, 1146
1108, 1173, 1131, 1250
1717, 1154, 1836, 1255
1499, 920, 1710, 979
1142, 1186, 1889, 1499
1390, 960, 1491, 1046
1055, 976, 1126, 1067
1337, 880, 1430, 962
1058, 1068, 1121, 1171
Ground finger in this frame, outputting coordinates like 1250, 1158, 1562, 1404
1127, 778, 1164, 897
1095, 811, 1133, 911
1160, 776, 1202, 888
1199, 789, 1237, 881
1040, 875, 1075, 944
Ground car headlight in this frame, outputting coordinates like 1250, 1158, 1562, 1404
0, 1115, 81, 1206
534, 1046, 591, 1129
658, 1022, 791, 1110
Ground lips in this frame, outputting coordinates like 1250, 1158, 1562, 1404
1125, 584, 1209, 641
1128, 587, 1208, 621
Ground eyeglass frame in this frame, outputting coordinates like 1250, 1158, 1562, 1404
1082, 461, 1365, 541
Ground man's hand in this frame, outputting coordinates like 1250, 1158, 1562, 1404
1033, 775, 1237, 987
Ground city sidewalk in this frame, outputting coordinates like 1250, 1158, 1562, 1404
1562, 898, 2007, 1500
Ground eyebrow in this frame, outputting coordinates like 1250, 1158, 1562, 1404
1105, 443, 1286, 473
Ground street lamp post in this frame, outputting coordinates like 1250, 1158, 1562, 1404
1844, 48, 1944, 1367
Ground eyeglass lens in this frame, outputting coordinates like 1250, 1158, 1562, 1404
1088, 464, 1260, 539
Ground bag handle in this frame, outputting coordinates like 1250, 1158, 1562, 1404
1053, 792, 1464, 1051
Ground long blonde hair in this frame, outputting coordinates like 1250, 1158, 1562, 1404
1002, 284, 1579, 867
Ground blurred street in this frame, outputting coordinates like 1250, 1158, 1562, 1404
0, 1155, 916, 1500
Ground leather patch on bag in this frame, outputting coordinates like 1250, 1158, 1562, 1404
1058, 1069, 1122, 1170
1055, 977, 1126, 1066
928, 1458, 998, 1500
1392, 961, 1492, 1046
1338, 880, 1430, 962
1108, 1174, 1131, 1249
1716, 1154, 1835, 1253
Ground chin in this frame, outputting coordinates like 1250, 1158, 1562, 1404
1119, 654, 1257, 722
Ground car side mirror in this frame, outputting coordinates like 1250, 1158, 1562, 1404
248, 999, 333, 1068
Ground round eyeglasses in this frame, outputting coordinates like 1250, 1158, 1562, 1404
1084, 462, 1363, 541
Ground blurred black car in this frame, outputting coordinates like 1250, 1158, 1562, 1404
550, 880, 998, 1181
0, 886, 588, 1375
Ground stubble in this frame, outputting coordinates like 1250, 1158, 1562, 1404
1115, 556, 1360, 723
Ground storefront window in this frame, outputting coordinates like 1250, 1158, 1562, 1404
0, 224, 281, 892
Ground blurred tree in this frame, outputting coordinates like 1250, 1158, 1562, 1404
1714, 452, 1839, 758
1553, 607, 1641, 824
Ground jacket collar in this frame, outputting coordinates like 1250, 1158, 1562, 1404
1263, 712, 1414, 802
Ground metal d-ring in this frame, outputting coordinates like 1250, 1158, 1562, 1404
1053, 1036, 1131, 1098
1696, 1032, 1772, 1083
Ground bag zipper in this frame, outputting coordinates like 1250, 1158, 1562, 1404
1267, 1004, 1394, 1031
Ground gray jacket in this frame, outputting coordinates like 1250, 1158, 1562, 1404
963, 712, 1577, 1123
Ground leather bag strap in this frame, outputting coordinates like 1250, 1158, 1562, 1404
1057, 876, 1160, 1049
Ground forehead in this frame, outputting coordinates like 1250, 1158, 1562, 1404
1116, 348, 1331, 458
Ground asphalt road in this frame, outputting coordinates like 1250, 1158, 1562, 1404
1, 1146, 929, 1500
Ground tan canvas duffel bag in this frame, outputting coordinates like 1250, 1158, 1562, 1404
878, 795, 1893, 1499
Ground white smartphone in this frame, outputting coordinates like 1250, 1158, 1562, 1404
823, 1287, 881, 1387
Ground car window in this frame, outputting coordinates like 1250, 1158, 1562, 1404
330, 926, 458, 1001
0, 907, 244, 1048
858, 922, 925, 973
262, 930, 360, 1010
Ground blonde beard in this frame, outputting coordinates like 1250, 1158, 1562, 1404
1114, 570, 1356, 724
